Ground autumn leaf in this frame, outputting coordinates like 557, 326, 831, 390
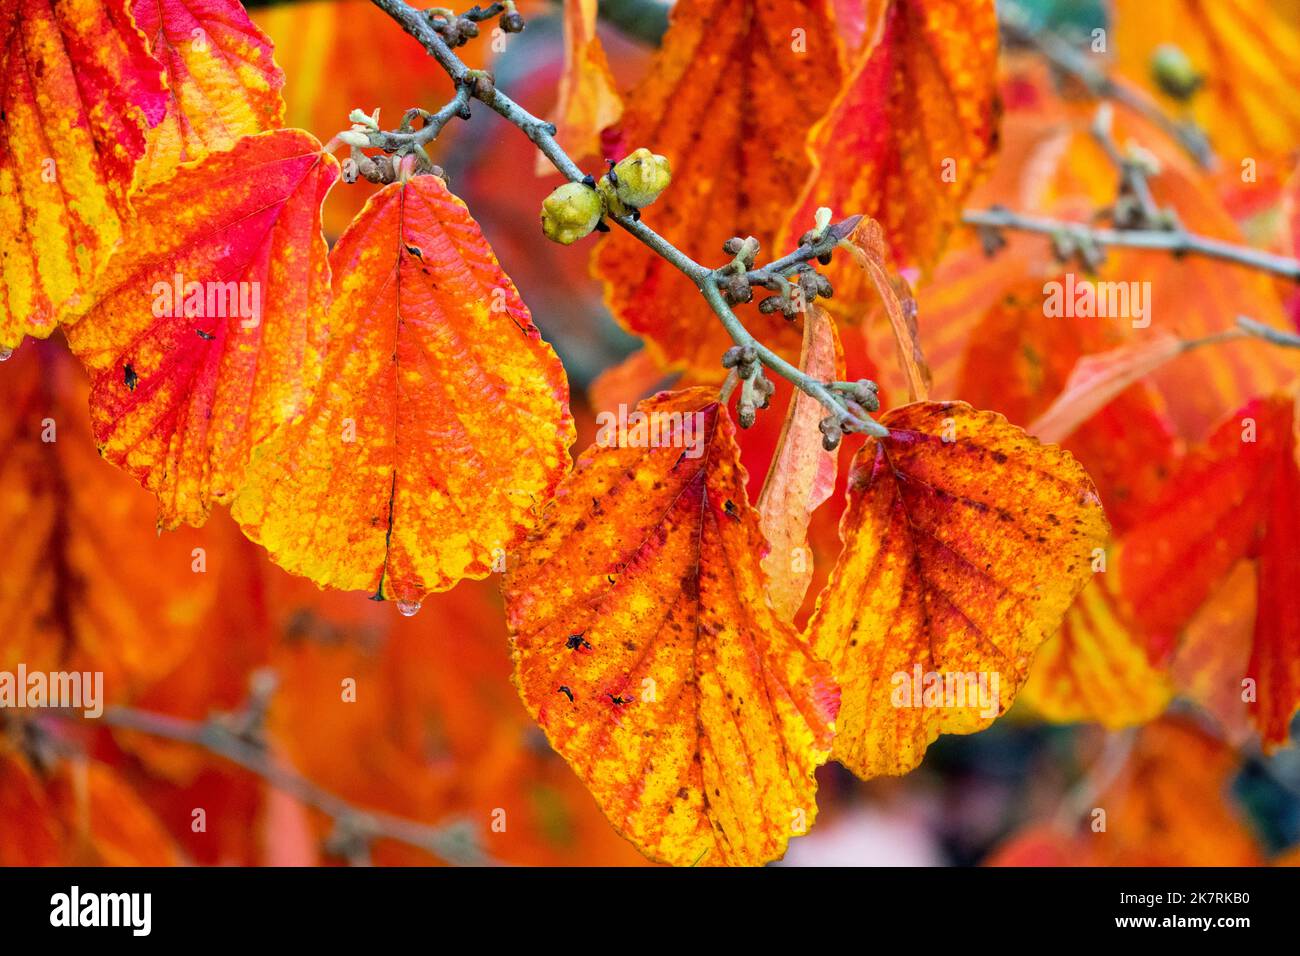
808, 401, 1107, 778
0, 749, 181, 865
778, 0, 1000, 287
48, 758, 183, 865
1120, 394, 1300, 747
0, 751, 61, 865
538, 0, 621, 174
0, 0, 167, 351
1170, 560, 1257, 746
132, 0, 286, 187
756, 307, 843, 621
0, 342, 238, 690
505, 387, 839, 866
265, 574, 649, 866
592, 0, 844, 373
919, 73, 1296, 444
233, 173, 573, 607
1020, 548, 1173, 728
839, 216, 929, 401
1028, 332, 1190, 445
63, 129, 338, 529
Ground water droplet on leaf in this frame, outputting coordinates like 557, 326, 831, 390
396, 599, 421, 617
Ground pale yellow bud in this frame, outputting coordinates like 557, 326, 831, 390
541, 181, 604, 244
598, 148, 671, 217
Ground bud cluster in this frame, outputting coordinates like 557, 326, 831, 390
427, 2, 525, 48
721, 345, 775, 429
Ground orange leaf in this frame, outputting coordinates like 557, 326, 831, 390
841, 216, 929, 401
1121, 395, 1300, 747
946, 282, 1181, 533
919, 72, 1296, 444
808, 401, 1107, 777
251, 0, 468, 238
0, 342, 238, 689
756, 307, 844, 620
132, 0, 286, 186
1170, 560, 1257, 747
64, 129, 338, 528
0, 751, 61, 865
591, 0, 844, 373
49, 758, 182, 865
779, 0, 1000, 277
0, 0, 167, 351
1028, 332, 1189, 445
537, 0, 621, 174
1020, 547, 1173, 728
505, 387, 839, 866
233, 173, 573, 606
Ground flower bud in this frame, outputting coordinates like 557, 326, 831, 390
338, 129, 372, 148
598, 148, 671, 216
819, 415, 843, 451
541, 182, 604, 244
1150, 44, 1201, 101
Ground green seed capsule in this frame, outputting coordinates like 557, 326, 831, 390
541, 181, 604, 244
1150, 44, 1202, 100
598, 148, 672, 217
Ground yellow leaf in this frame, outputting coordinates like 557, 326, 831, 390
506, 387, 838, 865
809, 401, 1108, 777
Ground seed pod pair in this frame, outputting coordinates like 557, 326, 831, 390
540, 148, 672, 245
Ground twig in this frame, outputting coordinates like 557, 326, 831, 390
1237, 315, 1300, 349
62, 706, 495, 866
365, 0, 888, 437
962, 206, 1300, 282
